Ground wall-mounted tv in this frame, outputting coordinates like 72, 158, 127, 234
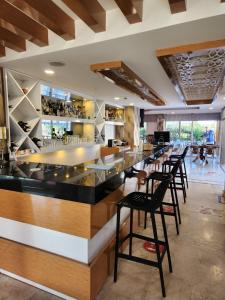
154, 131, 170, 143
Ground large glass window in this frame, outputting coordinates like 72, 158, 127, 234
180, 121, 192, 143
165, 121, 180, 142
192, 121, 217, 144
165, 120, 218, 144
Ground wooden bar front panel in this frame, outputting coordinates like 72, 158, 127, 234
0, 189, 92, 238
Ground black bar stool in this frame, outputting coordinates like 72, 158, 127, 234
162, 159, 187, 203
144, 160, 182, 234
170, 146, 189, 188
114, 175, 173, 298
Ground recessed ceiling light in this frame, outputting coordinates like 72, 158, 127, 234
44, 69, 55, 75
129, 103, 134, 106
209, 107, 214, 110
114, 97, 120, 100
171, 111, 175, 114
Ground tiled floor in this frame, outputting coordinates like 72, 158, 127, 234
0, 175, 225, 299
186, 155, 225, 185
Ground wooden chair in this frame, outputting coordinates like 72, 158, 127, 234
136, 170, 147, 191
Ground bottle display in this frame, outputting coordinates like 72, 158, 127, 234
105, 106, 124, 121
42, 96, 88, 119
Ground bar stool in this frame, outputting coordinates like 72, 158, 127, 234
114, 175, 173, 298
144, 160, 182, 234
162, 159, 186, 203
170, 146, 189, 188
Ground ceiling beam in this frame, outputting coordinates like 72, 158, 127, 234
221, 0, 225, 2
114, 0, 143, 23
7, 0, 75, 41
186, 99, 213, 105
0, 26, 26, 52
0, 0, 48, 47
62, 0, 106, 33
0, 44, 5, 57
168, 0, 186, 14
156, 39, 225, 57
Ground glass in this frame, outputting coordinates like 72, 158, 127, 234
165, 121, 180, 142
192, 121, 217, 144
180, 121, 192, 144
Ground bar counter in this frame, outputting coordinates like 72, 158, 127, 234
0, 146, 167, 300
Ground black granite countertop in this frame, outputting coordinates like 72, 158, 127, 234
0, 145, 168, 204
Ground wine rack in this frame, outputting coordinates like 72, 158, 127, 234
6, 69, 41, 156
4, 69, 100, 157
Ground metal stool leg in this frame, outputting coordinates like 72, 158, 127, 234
178, 164, 186, 203
160, 205, 173, 274
169, 182, 179, 235
173, 178, 181, 224
183, 159, 188, 188
151, 212, 166, 298
114, 206, 121, 282
129, 208, 133, 255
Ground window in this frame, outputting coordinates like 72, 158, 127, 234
165, 120, 218, 144
180, 121, 192, 143
41, 85, 70, 100
42, 120, 71, 138
165, 121, 180, 142
192, 121, 217, 144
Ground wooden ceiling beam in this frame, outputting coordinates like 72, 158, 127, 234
168, 0, 186, 14
62, 0, 106, 33
156, 39, 225, 57
0, 0, 48, 47
186, 99, 213, 105
114, 0, 143, 23
0, 26, 26, 52
8, 0, 75, 41
0, 44, 6, 57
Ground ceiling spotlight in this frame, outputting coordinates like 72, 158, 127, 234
171, 111, 175, 114
114, 97, 120, 100
44, 69, 55, 75
129, 103, 134, 106
209, 107, 214, 110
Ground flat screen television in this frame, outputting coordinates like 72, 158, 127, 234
154, 131, 170, 144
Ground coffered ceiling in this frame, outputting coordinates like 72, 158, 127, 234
0, 0, 225, 113
157, 40, 225, 106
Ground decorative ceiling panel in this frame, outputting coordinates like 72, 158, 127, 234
157, 41, 225, 105
90, 61, 165, 106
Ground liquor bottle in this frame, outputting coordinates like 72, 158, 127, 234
51, 128, 57, 139
32, 137, 43, 148
62, 128, 68, 145
18, 121, 31, 132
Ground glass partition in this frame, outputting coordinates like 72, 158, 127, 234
165, 120, 218, 145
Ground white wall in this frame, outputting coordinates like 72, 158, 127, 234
146, 121, 157, 134
104, 124, 116, 143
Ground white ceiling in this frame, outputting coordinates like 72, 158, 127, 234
0, 0, 225, 114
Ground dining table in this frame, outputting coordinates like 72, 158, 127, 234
190, 144, 219, 164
